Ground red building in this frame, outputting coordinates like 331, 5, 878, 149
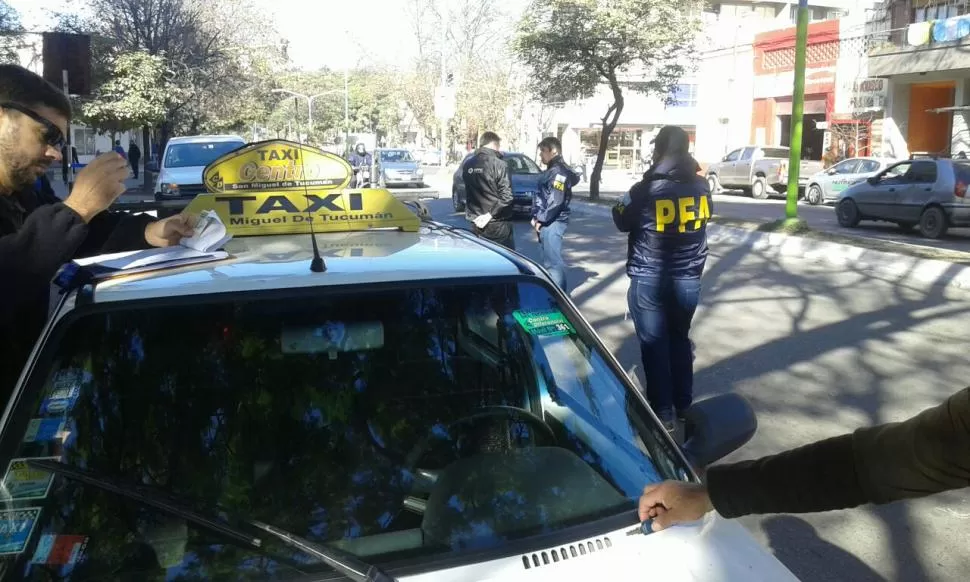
751, 20, 840, 161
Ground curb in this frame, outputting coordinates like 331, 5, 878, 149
570, 200, 970, 292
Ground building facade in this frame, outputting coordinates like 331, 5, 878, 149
866, 0, 970, 157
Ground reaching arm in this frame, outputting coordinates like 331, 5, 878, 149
639, 387, 970, 529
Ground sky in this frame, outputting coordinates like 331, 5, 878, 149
7, 0, 529, 71
7, 0, 425, 71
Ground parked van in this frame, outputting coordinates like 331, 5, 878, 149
154, 135, 246, 201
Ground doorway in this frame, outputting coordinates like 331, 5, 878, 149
778, 113, 826, 160
908, 82, 955, 155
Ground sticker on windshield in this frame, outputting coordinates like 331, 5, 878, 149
0, 508, 42, 555
22, 418, 68, 444
513, 309, 576, 337
30, 534, 88, 566
1, 458, 58, 501
39, 370, 82, 416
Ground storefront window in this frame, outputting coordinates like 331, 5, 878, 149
580, 129, 642, 170
667, 85, 698, 108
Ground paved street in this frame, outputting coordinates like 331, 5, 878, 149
581, 183, 970, 254
427, 198, 970, 582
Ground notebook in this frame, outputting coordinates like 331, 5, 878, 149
68, 211, 233, 281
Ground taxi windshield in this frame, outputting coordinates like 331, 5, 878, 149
164, 141, 243, 168
0, 280, 685, 580
379, 150, 415, 163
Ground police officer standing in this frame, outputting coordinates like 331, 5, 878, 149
611, 125, 712, 437
463, 131, 515, 249
532, 137, 578, 292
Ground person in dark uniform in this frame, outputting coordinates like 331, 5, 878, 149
532, 136, 578, 291
463, 131, 514, 250
639, 387, 970, 531
128, 141, 142, 179
612, 125, 712, 436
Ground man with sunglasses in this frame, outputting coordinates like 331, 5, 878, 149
0, 65, 195, 397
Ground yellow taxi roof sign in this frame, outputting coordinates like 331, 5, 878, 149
185, 139, 421, 235
203, 139, 351, 193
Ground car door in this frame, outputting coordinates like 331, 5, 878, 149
824, 158, 861, 198
894, 160, 939, 222
854, 161, 911, 219
717, 148, 742, 186
735, 147, 758, 186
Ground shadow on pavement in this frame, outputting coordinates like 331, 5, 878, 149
763, 516, 885, 582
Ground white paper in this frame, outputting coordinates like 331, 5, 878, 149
180, 210, 232, 253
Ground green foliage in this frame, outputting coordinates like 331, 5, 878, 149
79, 51, 175, 134
514, 0, 699, 197
515, 0, 698, 102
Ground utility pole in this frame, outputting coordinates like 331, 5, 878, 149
439, 0, 448, 166
61, 69, 74, 194
785, 0, 809, 220
344, 66, 350, 157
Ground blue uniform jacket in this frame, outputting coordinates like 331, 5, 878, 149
532, 156, 579, 226
611, 155, 712, 279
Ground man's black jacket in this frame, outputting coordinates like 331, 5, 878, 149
462, 147, 513, 222
709, 387, 970, 518
1, 185, 153, 394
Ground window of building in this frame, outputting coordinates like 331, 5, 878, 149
668, 84, 698, 108
73, 127, 97, 156
913, 0, 969, 23
793, 5, 845, 21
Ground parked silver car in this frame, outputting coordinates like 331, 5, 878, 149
804, 157, 896, 205
707, 145, 824, 199
835, 157, 970, 238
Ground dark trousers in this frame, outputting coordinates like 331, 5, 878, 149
627, 274, 701, 422
130, 159, 140, 178
474, 220, 515, 250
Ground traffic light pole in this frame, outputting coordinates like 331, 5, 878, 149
785, 0, 809, 219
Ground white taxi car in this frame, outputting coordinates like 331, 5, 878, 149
0, 141, 797, 581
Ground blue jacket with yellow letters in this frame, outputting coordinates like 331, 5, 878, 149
611, 155, 712, 279
533, 155, 578, 226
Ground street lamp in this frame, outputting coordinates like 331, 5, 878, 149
271, 88, 347, 144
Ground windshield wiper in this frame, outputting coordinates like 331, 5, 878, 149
27, 459, 396, 582
251, 520, 397, 582
27, 459, 260, 548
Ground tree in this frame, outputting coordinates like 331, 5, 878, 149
78, 51, 176, 141
0, 1, 25, 64
514, 0, 699, 199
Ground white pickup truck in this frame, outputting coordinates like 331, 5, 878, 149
706, 145, 824, 199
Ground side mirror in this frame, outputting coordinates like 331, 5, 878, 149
867, 176, 879, 185
826, 168, 837, 175
681, 393, 757, 467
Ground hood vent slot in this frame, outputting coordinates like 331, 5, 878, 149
520, 536, 613, 570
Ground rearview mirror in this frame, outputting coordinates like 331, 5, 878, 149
867, 176, 879, 185
681, 393, 757, 467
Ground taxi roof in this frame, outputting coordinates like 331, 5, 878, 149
90, 227, 526, 304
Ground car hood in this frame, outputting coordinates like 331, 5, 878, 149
402, 515, 797, 581
381, 161, 420, 172
158, 166, 206, 185
511, 173, 541, 196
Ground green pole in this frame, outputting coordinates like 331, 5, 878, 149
786, 0, 809, 220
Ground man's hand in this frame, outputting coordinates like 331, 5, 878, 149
145, 213, 197, 248
64, 153, 129, 222
473, 213, 492, 229
638, 481, 714, 531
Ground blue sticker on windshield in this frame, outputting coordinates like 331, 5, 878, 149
1, 457, 58, 501
22, 418, 67, 444
39, 370, 82, 416
0, 507, 42, 555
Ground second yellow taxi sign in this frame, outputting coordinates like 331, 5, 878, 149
186, 139, 420, 235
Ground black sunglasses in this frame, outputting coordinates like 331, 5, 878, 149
0, 102, 65, 147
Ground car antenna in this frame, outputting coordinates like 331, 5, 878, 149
293, 96, 326, 273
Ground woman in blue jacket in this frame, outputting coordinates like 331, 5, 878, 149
611, 126, 712, 436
